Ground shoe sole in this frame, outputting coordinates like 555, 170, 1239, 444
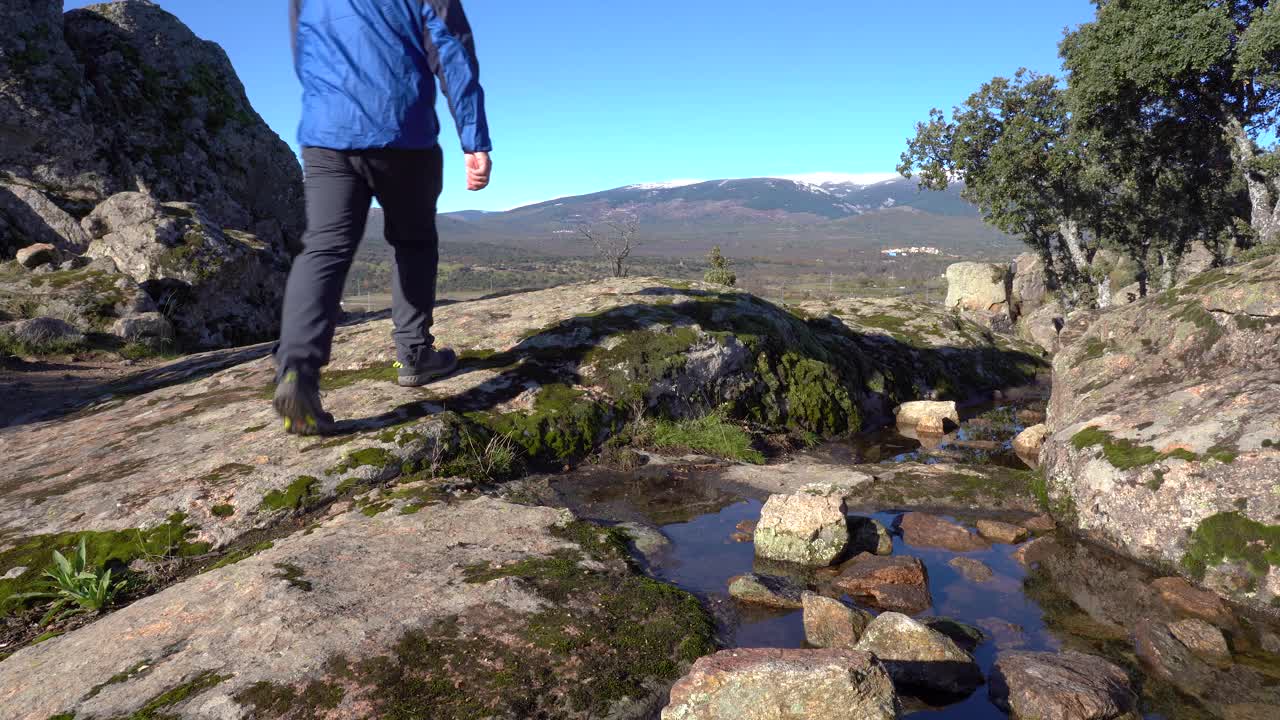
273, 385, 327, 436
397, 355, 460, 387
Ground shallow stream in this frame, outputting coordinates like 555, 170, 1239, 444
545, 402, 1280, 719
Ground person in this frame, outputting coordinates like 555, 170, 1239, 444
275, 0, 492, 435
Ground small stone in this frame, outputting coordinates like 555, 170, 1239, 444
1151, 577, 1234, 627
976, 617, 1027, 649
754, 490, 850, 566
848, 516, 893, 556
899, 512, 989, 552
1024, 514, 1057, 533
16, 243, 58, 269
854, 612, 983, 696
730, 532, 752, 543
919, 617, 985, 653
2, 566, 28, 580
1013, 425, 1049, 465
1134, 619, 1217, 698
833, 553, 933, 615
254, 455, 271, 465
895, 400, 960, 433
1017, 408, 1047, 425
111, 312, 173, 342
802, 592, 873, 649
1168, 618, 1231, 664
990, 651, 1139, 720
1013, 536, 1059, 568
728, 573, 804, 609
735, 519, 757, 534
660, 648, 900, 720
949, 557, 995, 583
976, 519, 1030, 545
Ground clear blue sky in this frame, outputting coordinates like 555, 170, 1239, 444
68, 1, 1096, 212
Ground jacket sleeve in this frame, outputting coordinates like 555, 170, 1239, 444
422, 0, 492, 153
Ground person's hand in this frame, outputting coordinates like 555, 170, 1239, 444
465, 152, 491, 191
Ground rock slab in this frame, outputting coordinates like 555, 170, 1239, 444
661, 648, 900, 720
854, 612, 983, 696
989, 651, 1139, 720
899, 512, 989, 552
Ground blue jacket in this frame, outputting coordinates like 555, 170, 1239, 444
289, 0, 491, 153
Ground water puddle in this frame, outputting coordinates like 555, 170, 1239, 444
548, 465, 1280, 719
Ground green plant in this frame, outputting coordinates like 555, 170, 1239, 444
9, 538, 127, 625
704, 246, 737, 286
638, 412, 765, 464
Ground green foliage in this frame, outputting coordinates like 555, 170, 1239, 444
637, 413, 764, 464
259, 476, 321, 512
9, 538, 127, 625
0, 332, 89, 359
1182, 512, 1280, 581
703, 246, 737, 286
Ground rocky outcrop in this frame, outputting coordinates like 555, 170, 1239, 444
753, 486, 850, 566
0, 498, 715, 719
1040, 257, 1280, 614
854, 612, 983, 697
1, 0, 303, 256
83, 192, 286, 348
989, 651, 1139, 720
661, 648, 900, 720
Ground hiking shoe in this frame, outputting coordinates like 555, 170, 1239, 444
273, 369, 333, 436
395, 347, 459, 387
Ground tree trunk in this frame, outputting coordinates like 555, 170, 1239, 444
1225, 117, 1280, 244
614, 257, 624, 277
1059, 218, 1089, 270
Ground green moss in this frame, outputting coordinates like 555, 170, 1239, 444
234, 680, 344, 717
1173, 301, 1225, 350
481, 384, 620, 464
640, 414, 764, 464
87, 660, 153, 700
203, 464, 253, 484
1072, 337, 1110, 368
1070, 426, 1197, 470
327, 448, 396, 476
259, 476, 320, 512
242, 424, 267, 434
319, 364, 398, 391
210, 504, 235, 518
1182, 512, 1280, 581
751, 351, 859, 436
1205, 446, 1238, 464
114, 670, 231, 719
584, 326, 702, 404
0, 514, 209, 616
1148, 469, 1167, 491
272, 563, 313, 592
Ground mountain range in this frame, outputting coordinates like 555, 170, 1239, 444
362, 174, 1023, 263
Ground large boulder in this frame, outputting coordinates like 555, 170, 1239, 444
0, 256, 168, 344
1040, 257, 1280, 614
661, 648, 900, 720
1012, 251, 1051, 317
989, 651, 1139, 720
945, 261, 1012, 314
853, 611, 983, 696
0, 0, 303, 256
753, 486, 850, 566
83, 192, 287, 348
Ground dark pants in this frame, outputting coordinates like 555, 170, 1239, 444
275, 146, 444, 382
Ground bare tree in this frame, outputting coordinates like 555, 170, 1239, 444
576, 211, 640, 277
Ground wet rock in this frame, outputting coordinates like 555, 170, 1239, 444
895, 400, 959, 433
735, 519, 757, 534
920, 617, 985, 653
989, 651, 1139, 720
1150, 576, 1234, 627
976, 617, 1027, 649
854, 611, 983, 696
15, 243, 58, 269
834, 553, 933, 614
1040, 258, 1280, 616
849, 515, 893, 555
1168, 618, 1231, 664
730, 531, 752, 543
898, 512, 989, 552
1133, 619, 1218, 698
948, 556, 995, 583
802, 591, 873, 648
946, 261, 1012, 315
616, 522, 671, 560
728, 573, 804, 609
753, 488, 850, 566
1024, 513, 1058, 533
660, 648, 900, 720
976, 519, 1030, 544
83, 192, 287, 349
1013, 423, 1049, 459
1014, 536, 1060, 568
0, 499, 714, 719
